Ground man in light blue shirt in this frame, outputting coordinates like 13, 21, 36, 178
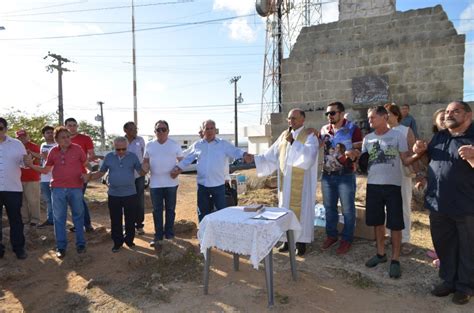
400, 104, 419, 138
88, 137, 146, 253
172, 120, 251, 221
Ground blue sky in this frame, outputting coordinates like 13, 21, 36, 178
0, 0, 472, 139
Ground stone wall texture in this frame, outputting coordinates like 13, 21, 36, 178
272, 5, 465, 141
339, 0, 396, 21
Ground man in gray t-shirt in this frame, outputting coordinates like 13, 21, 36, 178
361, 106, 415, 279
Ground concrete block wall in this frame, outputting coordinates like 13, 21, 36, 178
272, 5, 465, 141
339, 0, 396, 21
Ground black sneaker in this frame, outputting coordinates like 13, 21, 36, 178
452, 291, 471, 305
56, 249, 66, 259
77, 245, 87, 254
278, 242, 289, 252
125, 242, 136, 248
15, 250, 28, 260
296, 243, 306, 256
37, 220, 54, 229
365, 254, 388, 268
85, 226, 94, 233
112, 245, 121, 253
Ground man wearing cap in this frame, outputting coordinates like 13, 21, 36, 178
16, 129, 41, 227
0, 117, 27, 259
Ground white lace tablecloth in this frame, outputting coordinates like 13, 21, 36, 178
198, 206, 302, 269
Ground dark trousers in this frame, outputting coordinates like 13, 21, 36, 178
430, 211, 474, 295
197, 184, 226, 222
108, 194, 137, 246
0, 191, 25, 253
134, 176, 145, 229
150, 186, 178, 240
82, 183, 92, 228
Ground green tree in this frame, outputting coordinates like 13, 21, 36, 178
2, 111, 56, 144
78, 120, 114, 151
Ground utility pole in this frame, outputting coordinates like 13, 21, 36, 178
131, 0, 138, 125
95, 101, 106, 150
45, 52, 71, 125
230, 76, 243, 147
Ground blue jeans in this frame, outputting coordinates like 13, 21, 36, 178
197, 184, 226, 222
51, 188, 86, 250
0, 191, 25, 253
40, 182, 53, 223
322, 173, 356, 242
150, 186, 178, 240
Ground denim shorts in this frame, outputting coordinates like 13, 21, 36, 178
365, 184, 404, 230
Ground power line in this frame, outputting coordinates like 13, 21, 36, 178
0, 1, 87, 15
0, 13, 256, 41
1, 0, 194, 17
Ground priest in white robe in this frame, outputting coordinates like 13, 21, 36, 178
254, 108, 319, 256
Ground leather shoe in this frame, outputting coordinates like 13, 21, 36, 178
125, 242, 136, 248
296, 243, 306, 256
278, 242, 289, 252
431, 283, 455, 297
112, 245, 121, 253
76, 245, 86, 254
452, 291, 471, 305
56, 249, 66, 259
15, 250, 28, 260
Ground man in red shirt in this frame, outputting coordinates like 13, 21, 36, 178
65, 117, 96, 232
16, 130, 41, 227
25, 126, 88, 259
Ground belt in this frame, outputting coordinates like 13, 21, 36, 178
323, 170, 346, 176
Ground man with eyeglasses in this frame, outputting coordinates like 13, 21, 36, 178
25, 126, 88, 259
0, 117, 28, 260
123, 121, 146, 235
413, 101, 474, 305
172, 119, 250, 222
319, 102, 363, 255
251, 109, 318, 256
143, 120, 183, 248
65, 117, 96, 233
86, 137, 146, 253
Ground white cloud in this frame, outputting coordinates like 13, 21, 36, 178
458, 3, 474, 34
213, 0, 255, 15
322, 1, 339, 24
224, 18, 257, 42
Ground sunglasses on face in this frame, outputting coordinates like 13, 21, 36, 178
155, 128, 168, 133
325, 111, 339, 117
0, 126, 5, 131
115, 148, 127, 151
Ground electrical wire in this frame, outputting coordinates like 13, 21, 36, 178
0, 13, 257, 41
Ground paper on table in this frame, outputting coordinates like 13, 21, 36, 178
252, 211, 288, 220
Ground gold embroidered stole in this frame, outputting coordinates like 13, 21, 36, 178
278, 127, 308, 218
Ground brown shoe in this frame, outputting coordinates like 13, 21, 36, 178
321, 237, 338, 250
452, 291, 471, 305
431, 283, 455, 297
336, 240, 351, 255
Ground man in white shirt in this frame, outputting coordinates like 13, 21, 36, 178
0, 117, 27, 259
172, 119, 250, 222
123, 121, 146, 235
143, 120, 183, 247
38, 125, 56, 228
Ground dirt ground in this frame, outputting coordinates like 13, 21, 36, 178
1, 169, 473, 313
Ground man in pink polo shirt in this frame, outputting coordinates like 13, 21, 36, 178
25, 126, 88, 259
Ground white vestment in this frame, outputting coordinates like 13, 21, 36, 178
254, 127, 319, 243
